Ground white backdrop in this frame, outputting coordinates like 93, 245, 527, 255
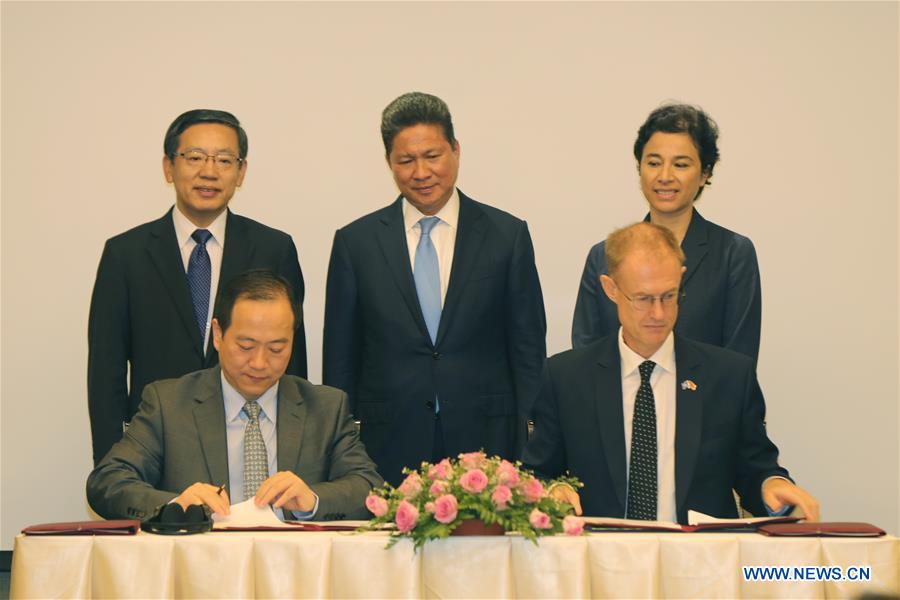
2, 2, 897, 549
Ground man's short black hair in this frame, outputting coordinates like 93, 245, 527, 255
213, 269, 300, 333
164, 109, 249, 160
381, 92, 456, 156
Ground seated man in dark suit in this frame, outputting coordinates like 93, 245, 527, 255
88, 109, 307, 466
87, 270, 382, 521
523, 222, 819, 523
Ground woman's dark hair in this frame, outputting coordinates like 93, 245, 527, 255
634, 103, 720, 193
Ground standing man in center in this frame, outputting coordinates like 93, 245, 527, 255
324, 92, 547, 485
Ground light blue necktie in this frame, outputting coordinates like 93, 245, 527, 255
414, 216, 442, 344
187, 229, 212, 338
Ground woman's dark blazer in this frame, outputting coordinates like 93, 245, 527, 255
571, 209, 761, 361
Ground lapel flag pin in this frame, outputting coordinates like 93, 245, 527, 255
681, 379, 697, 391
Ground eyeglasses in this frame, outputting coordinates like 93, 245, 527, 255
176, 150, 243, 171
613, 281, 684, 312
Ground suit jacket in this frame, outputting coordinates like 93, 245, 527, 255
522, 334, 790, 524
323, 191, 546, 486
86, 367, 382, 521
88, 207, 307, 464
571, 209, 761, 361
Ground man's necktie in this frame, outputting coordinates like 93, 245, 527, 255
626, 360, 658, 520
187, 229, 212, 338
242, 400, 269, 501
414, 216, 441, 344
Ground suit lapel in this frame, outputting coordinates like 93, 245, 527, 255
219, 210, 255, 292
146, 208, 204, 356
375, 198, 432, 342
673, 335, 703, 514
192, 368, 230, 488
214, 211, 256, 361
594, 336, 628, 513
276, 377, 307, 471
680, 209, 709, 289
436, 191, 487, 346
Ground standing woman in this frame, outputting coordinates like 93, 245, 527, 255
571, 104, 761, 361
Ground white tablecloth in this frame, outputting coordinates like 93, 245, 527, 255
10, 529, 899, 598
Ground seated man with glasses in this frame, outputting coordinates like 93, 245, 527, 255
523, 222, 819, 523
87, 109, 308, 466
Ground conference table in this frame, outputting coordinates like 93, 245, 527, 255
10, 527, 899, 598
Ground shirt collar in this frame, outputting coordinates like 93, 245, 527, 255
402, 188, 460, 233
618, 327, 676, 378
221, 371, 279, 425
172, 205, 228, 248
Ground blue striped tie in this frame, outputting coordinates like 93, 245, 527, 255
414, 217, 442, 343
187, 229, 212, 338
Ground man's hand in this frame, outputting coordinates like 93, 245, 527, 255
255, 471, 316, 513
174, 482, 230, 516
763, 478, 820, 522
549, 483, 583, 516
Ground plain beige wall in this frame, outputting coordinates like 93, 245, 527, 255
2, 2, 897, 548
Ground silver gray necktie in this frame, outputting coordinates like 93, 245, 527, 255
242, 400, 269, 500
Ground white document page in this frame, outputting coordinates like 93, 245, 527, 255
212, 498, 284, 529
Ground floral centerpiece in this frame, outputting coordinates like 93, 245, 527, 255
363, 451, 584, 549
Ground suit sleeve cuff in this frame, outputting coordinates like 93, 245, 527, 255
286, 493, 319, 521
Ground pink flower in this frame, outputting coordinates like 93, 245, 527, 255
395, 500, 419, 533
563, 515, 584, 536
398, 472, 423, 498
491, 485, 513, 510
433, 494, 459, 524
460, 451, 487, 471
459, 469, 489, 493
520, 478, 544, 503
365, 494, 389, 517
425, 502, 435, 513
496, 460, 520, 486
429, 480, 448, 497
427, 459, 452, 480
529, 508, 552, 530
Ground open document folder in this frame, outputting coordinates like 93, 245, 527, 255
583, 510, 800, 532
211, 499, 363, 531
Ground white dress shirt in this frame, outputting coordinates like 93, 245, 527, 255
619, 328, 677, 523
402, 189, 459, 306
172, 206, 227, 352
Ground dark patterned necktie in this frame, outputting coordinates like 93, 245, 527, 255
187, 229, 212, 338
626, 360, 657, 520
242, 400, 269, 500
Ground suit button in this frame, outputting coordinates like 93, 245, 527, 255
425, 400, 435, 409
432, 352, 440, 360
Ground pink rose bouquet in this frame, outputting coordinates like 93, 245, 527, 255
363, 452, 583, 550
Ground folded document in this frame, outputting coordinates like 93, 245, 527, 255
584, 511, 800, 532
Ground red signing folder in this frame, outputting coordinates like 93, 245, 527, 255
758, 522, 886, 537
22, 520, 140, 536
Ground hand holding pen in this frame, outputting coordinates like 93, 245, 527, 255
173, 482, 231, 516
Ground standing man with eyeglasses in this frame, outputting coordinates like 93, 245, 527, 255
523, 222, 819, 523
88, 109, 307, 465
